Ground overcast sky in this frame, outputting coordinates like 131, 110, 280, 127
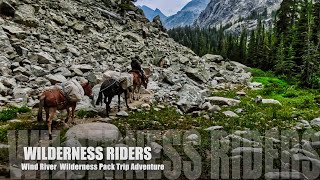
134, 0, 191, 16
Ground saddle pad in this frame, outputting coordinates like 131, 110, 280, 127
103, 71, 133, 90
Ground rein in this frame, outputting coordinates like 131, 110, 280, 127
99, 78, 118, 93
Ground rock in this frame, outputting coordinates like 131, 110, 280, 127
45, 74, 67, 84
177, 84, 206, 113
0, 82, 8, 95
265, 172, 307, 179
13, 87, 32, 99
122, 32, 144, 43
184, 67, 210, 83
63, 138, 82, 147
208, 105, 221, 112
205, 96, 240, 106
295, 120, 311, 130
116, 111, 129, 117
262, 99, 282, 105
255, 95, 262, 103
203, 114, 210, 120
0, 1, 15, 17
31, 65, 48, 76
186, 134, 199, 141
141, 103, 151, 110
54, 67, 72, 77
8, 119, 22, 123
223, 111, 239, 118
202, 54, 223, 62
13, 67, 30, 76
311, 118, 320, 127
231, 147, 263, 155
14, 4, 38, 27
14, 74, 29, 82
235, 108, 245, 113
0, 27, 14, 55
65, 123, 120, 145
150, 142, 162, 154
205, 126, 223, 131
33, 52, 56, 64
72, 22, 86, 31
200, 102, 212, 110
70, 64, 93, 73
2, 25, 24, 35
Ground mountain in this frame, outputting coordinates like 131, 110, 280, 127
164, 0, 210, 29
194, 0, 282, 31
139, 5, 167, 22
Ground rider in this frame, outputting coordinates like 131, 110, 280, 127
131, 56, 145, 82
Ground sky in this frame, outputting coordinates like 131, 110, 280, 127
134, 0, 192, 16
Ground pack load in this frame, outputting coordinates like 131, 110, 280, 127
103, 71, 133, 90
60, 79, 84, 102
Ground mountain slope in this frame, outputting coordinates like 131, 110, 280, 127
164, 0, 210, 29
139, 5, 167, 22
194, 0, 281, 29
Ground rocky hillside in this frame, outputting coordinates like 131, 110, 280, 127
164, 0, 210, 29
138, 5, 167, 22
194, 0, 281, 31
0, 0, 251, 114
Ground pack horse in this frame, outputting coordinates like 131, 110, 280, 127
37, 79, 93, 140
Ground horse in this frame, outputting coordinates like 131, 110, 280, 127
96, 78, 129, 117
37, 81, 93, 140
128, 70, 149, 100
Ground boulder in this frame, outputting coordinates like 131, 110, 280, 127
208, 105, 221, 112
205, 96, 240, 106
223, 111, 239, 118
202, 54, 223, 62
311, 118, 320, 127
205, 126, 224, 131
31, 65, 48, 77
262, 99, 282, 105
0, 27, 14, 55
248, 82, 263, 90
65, 123, 120, 146
177, 84, 206, 113
13, 87, 32, 99
116, 111, 129, 117
184, 67, 210, 83
33, 52, 56, 64
45, 74, 67, 84
122, 32, 144, 43
14, 4, 39, 27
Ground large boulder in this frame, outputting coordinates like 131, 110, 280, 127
32, 52, 56, 64
177, 84, 207, 113
184, 67, 210, 83
202, 54, 223, 63
14, 4, 39, 27
205, 96, 240, 106
65, 123, 120, 146
0, 28, 14, 55
45, 74, 67, 84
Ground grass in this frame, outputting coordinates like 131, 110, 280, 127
0, 106, 31, 122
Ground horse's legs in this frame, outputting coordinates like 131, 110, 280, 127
137, 84, 141, 100
118, 94, 121, 112
71, 104, 76, 124
45, 108, 49, 122
106, 96, 112, 117
65, 107, 70, 123
124, 90, 129, 109
48, 108, 56, 140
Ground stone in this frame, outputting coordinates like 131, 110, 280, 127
31, 65, 48, 77
255, 95, 263, 103
177, 84, 206, 113
231, 147, 263, 155
45, 74, 67, 84
122, 32, 144, 43
54, 67, 72, 77
33, 52, 56, 64
0, 1, 15, 17
208, 105, 221, 112
2, 25, 25, 35
141, 103, 151, 110
15, 74, 29, 82
184, 67, 210, 83
14, 4, 39, 27
116, 111, 129, 117
205, 126, 223, 131
63, 138, 82, 147
248, 82, 263, 90
13, 87, 32, 99
0, 28, 14, 55
8, 119, 22, 123
186, 134, 199, 141
65, 123, 120, 145
13, 67, 30, 76
295, 120, 311, 130
200, 102, 212, 110
311, 118, 320, 127
202, 54, 223, 62
236, 91, 246, 96
205, 96, 240, 106
72, 22, 86, 31
223, 111, 239, 118
262, 99, 282, 105
70, 64, 93, 73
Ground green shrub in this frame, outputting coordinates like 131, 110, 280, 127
0, 106, 31, 122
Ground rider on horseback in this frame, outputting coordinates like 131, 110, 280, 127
131, 56, 145, 82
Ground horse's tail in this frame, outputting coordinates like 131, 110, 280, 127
37, 94, 45, 122
96, 91, 103, 106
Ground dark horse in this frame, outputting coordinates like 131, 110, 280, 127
37, 81, 93, 140
96, 78, 129, 117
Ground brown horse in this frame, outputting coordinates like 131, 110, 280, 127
37, 81, 93, 140
128, 70, 149, 100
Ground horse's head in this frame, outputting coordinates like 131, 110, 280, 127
81, 81, 93, 99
